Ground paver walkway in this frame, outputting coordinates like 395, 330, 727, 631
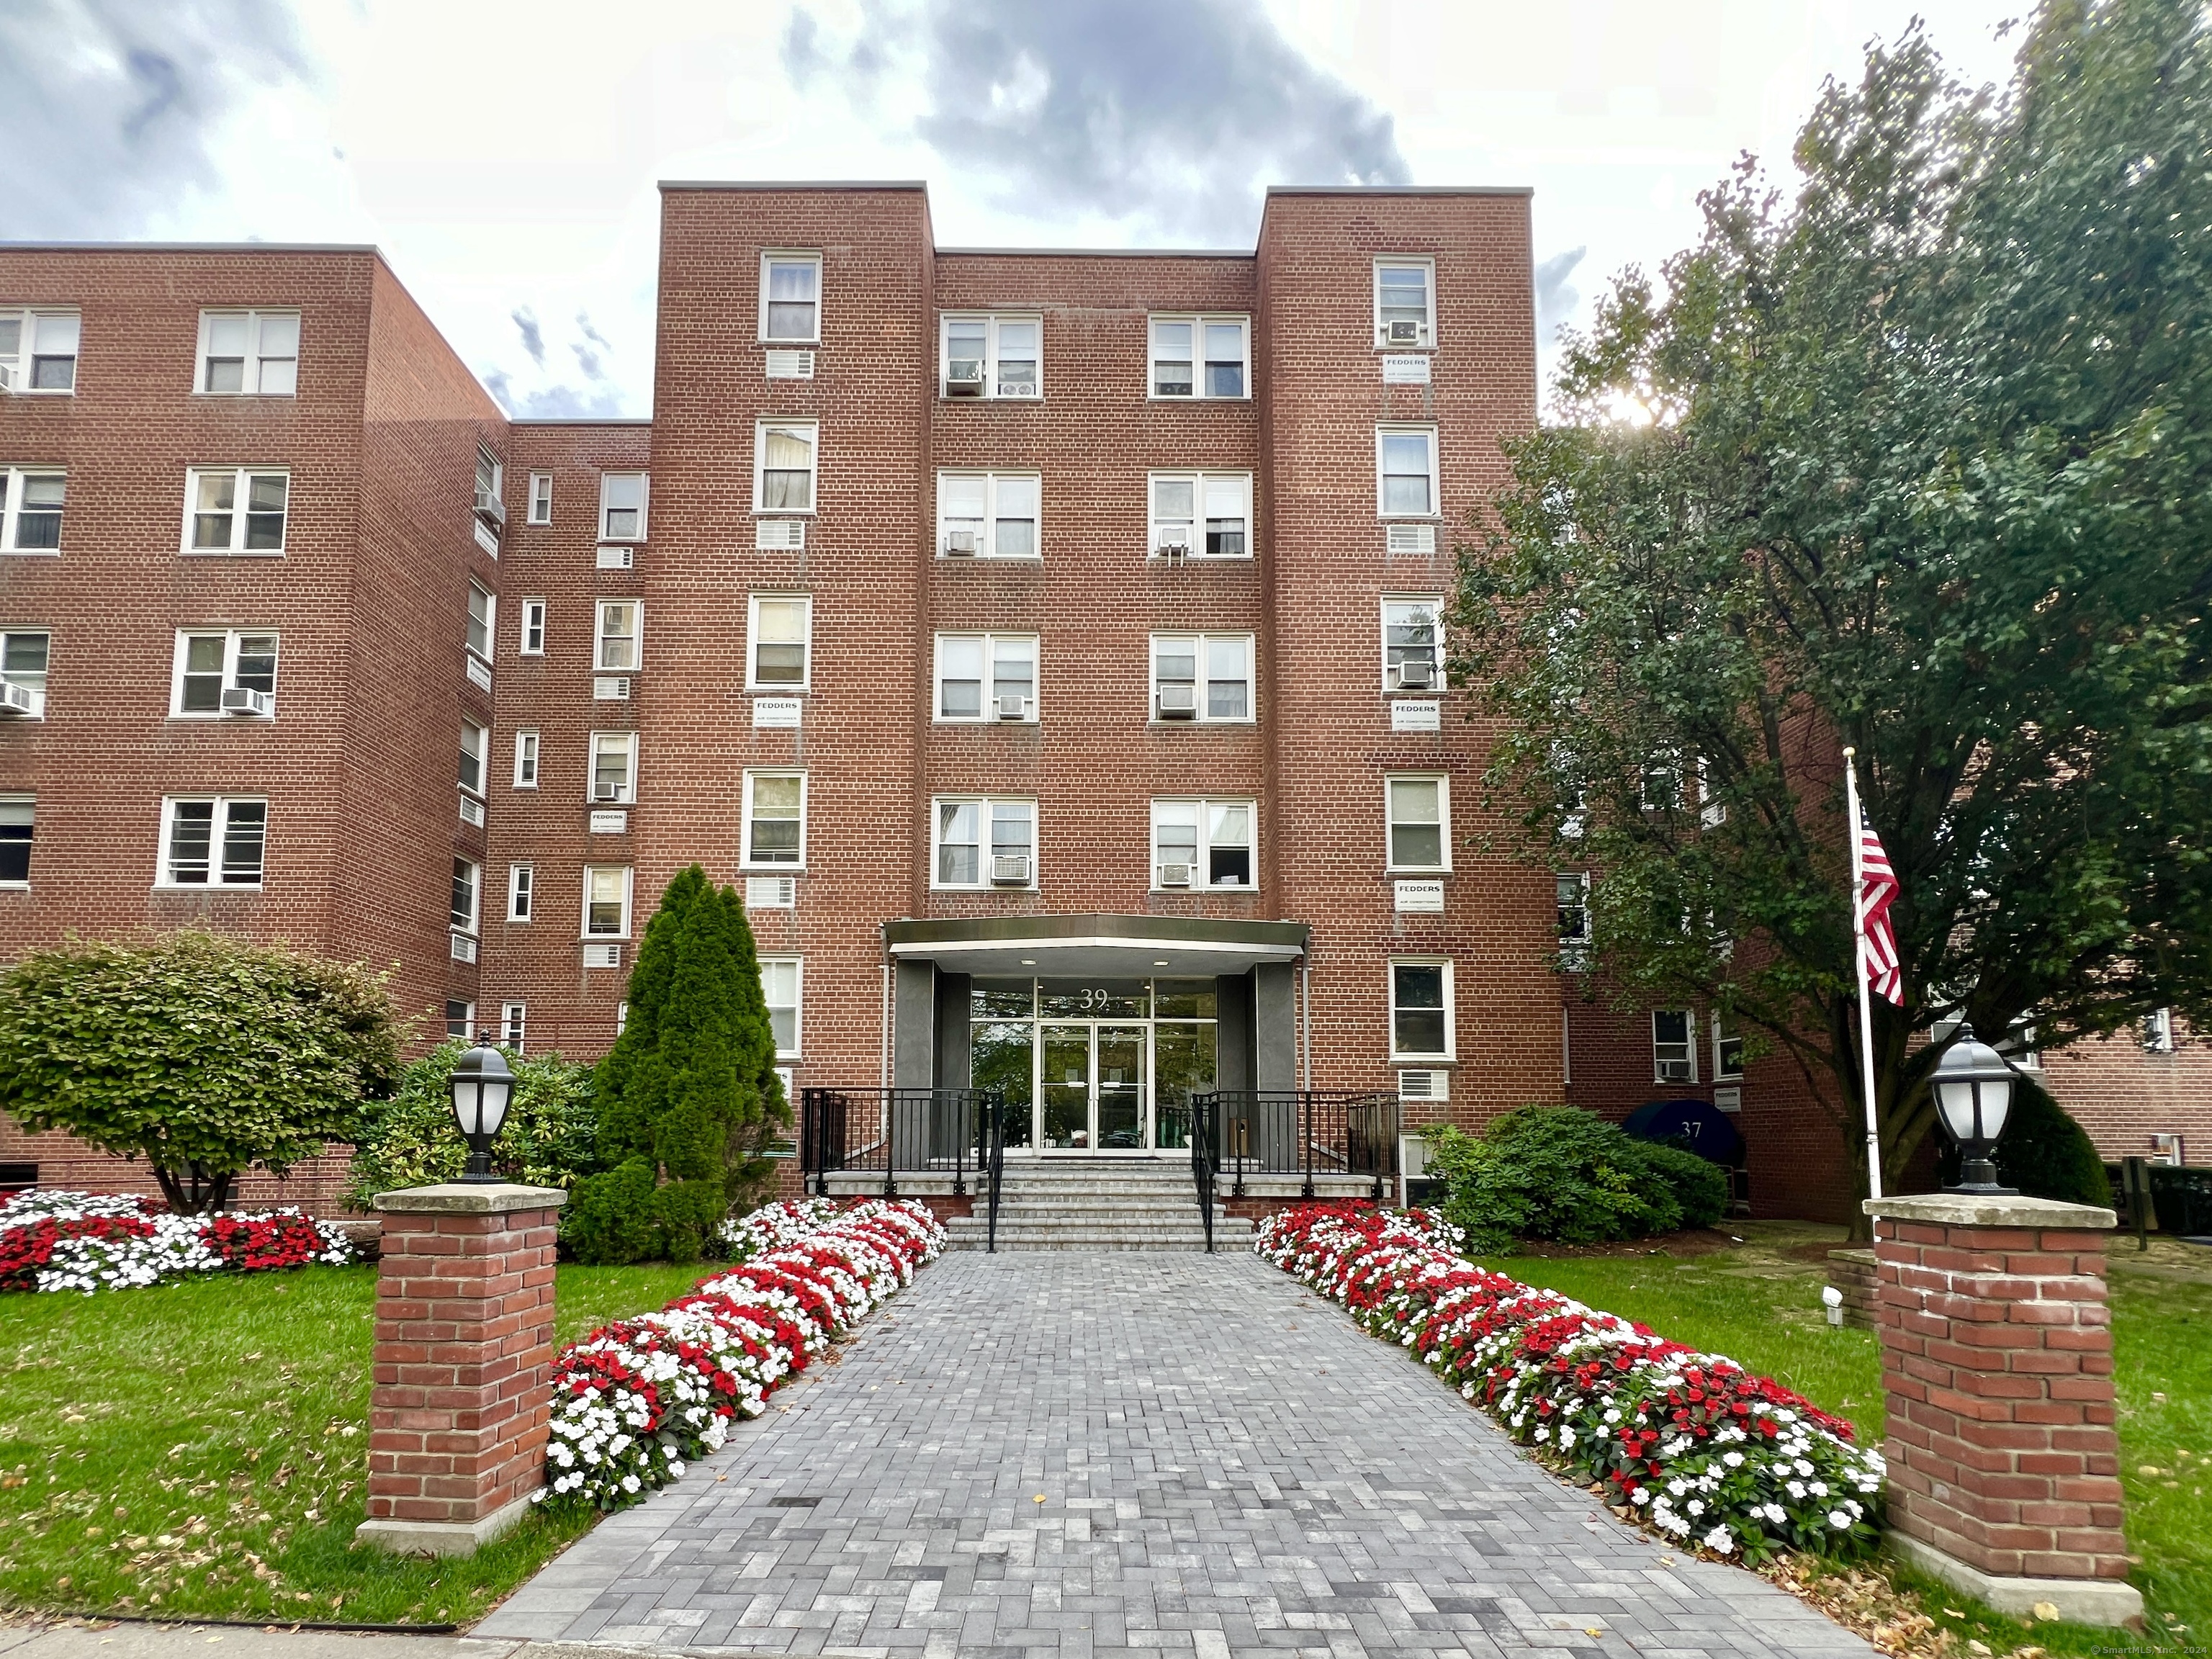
480, 1252, 1872, 1658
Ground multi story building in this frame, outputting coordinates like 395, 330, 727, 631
1, 185, 2202, 1214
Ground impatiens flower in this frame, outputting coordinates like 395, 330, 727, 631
1704, 1526, 1734, 1553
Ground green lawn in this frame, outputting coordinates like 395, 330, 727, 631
1503, 1225, 2212, 1655
0, 1260, 712, 1627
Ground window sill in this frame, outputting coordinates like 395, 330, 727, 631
191, 391, 298, 400
580, 935, 632, 944
1385, 868, 1452, 878
181, 549, 286, 559
741, 866, 807, 876
937, 553, 1043, 562
0, 549, 60, 558
1149, 886, 1256, 896
1144, 395, 1253, 405
760, 336, 822, 349
1148, 553, 1253, 563
939, 393, 1045, 403
1376, 515, 1442, 525
751, 508, 817, 518
6, 389, 74, 398
929, 885, 1039, 894
1390, 1056, 1457, 1068
166, 714, 276, 724
153, 883, 265, 893
932, 716, 1038, 726
1147, 719, 1257, 728
1372, 343, 1436, 354
748, 685, 811, 697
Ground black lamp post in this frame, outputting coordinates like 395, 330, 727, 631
1933, 1022, 2018, 1195
448, 1045, 516, 1183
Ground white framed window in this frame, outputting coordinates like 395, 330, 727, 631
590, 731, 637, 804
1653, 1010, 1696, 1084
936, 471, 1040, 559
760, 253, 823, 345
742, 770, 806, 869
0, 795, 30, 886
184, 467, 288, 554
1386, 775, 1449, 873
171, 629, 277, 718
932, 796, 1036, 889
527, 473, 553, 524
1151, 799, 1254, 891
451, 857, 481, 934
1556, 871, 1591, 951
520, 598, 546, 655
0, 469, 64, 553
512, 729, 539, 788
1373, 258, 1436, 349
1377, 427, 1439, 518
599, 472, 647, 541
475, 448, 503, 518
466, 583, 495, 662
500, 1001, 528, 1051
934, 632, 1038, 721
0, 310, 79, 394
582, 864, 634, 938
1382, 597, 1444, 691
747, 593, 812, 691
506, 861, 534, 922
445, 1000, 476, 1040
1390, 960, 1455, 1061
595, 601, 641, 672
1713, 1012, 1744, 1080
760, 958, 802, 1058
753, 421, 818, 513
459, 718, 488, 797
1148, 314, 1249, 399
2145, 1007, 2176, 1053
159, 796, 266, 887
940, 313, 1040, 398
1150, 633, 1253, 724
1147, 472, 1250, 559
196, 310, 299, 396
2, 631, 50, 705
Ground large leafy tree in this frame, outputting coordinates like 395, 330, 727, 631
565, 866, 787, 1263
0, 930, 398, 1213
1456, 0, 2212, 1213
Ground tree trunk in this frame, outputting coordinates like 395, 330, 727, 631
151, 1160, 233, 1215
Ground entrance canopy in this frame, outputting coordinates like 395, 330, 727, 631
884, 913, 1309, 978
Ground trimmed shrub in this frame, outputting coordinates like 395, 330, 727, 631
1428, 1104, 1728, 1253
1995, 1078, 2111, 1208
1638, 1141, 1731, 1229
343, 1040, 598, 1210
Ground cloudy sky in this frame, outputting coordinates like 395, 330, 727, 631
1, 0, 2022, 418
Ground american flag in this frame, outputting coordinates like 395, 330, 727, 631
1857, 827, 1904, 1007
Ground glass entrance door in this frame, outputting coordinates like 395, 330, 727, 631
1040, 1025, 1091, 1149
971, 977, 1216, 1154
1038, 1024, 1149, 1151
1094, 1025, 1146, 1149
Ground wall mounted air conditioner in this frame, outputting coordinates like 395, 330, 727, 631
945, 361, 984, 395
594, 781, 624, 802
0, 682, 44, 719
989, 853, 1031, 886
457, 795, 485, 827
995, 693, 1027, 721
943, 529, 978, 557
593, 675, 631, 701
1397, 1069, 1449, 1102
219, 686, 274, 717
1157, 862, 1193, 889
450, 932, 477, 963
755, 519, 805, 550
583, 943, 622, 969
763, 349, 814, 380
1386, 319, 1421, 345
745, 876, 796, 910
1156, 683, 1197, 719
1386, 523, 1437, 554
473, 490, 506, 528
1395, 657, 1436, 691
596, 544, 634, 570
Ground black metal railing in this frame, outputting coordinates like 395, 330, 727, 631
799, 1087, 1003, 1199
979, 1092, 1004, 1253
1188, 1093, 1218, 1253
1192, 1090, 1403, 1202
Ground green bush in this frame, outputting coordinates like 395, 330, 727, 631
0, 930, 397, 1213
1427, 1103, 1733, 1254
1995, 1078, 2111, 1208
343, 1039, 598, 1210
558, 1158, 662, 1266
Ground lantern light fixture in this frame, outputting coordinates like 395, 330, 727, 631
447, 1044, 516, 1184
1932, 1022, 2018, 1195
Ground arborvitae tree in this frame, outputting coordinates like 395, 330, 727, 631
564, 867, 788, 1263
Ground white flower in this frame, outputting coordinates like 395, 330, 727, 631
1703, 1526, 1733, 1554
1827, 1509, 1851, 1529
1722, 1452, 1744, 1468
1631, 1488, 1651, 1506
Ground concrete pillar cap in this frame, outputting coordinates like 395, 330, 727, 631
372, 1182, 570, 1215
1863, 1193, 2116, 1229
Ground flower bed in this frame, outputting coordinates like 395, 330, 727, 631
0, 1190, 356, 1295
1256, 1202, 1885, 1563
539, 1197, 945, 1511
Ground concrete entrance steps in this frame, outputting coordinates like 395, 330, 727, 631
943, 1157, 1250, 1251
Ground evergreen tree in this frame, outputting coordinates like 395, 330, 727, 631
564, 866, 788, 1263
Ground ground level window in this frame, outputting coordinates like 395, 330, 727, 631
760, 958, 801, 1058
445, 1000, 475, 1040
500, 1001, 527, 1051
0, 796, 30, 885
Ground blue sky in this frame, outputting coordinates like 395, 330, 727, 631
1, 0, 2023, 418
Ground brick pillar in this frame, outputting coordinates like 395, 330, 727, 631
356, 1183, 567, 1556
1866, 1194, 2141, 1627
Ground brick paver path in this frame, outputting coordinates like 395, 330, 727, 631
480, 1253, 1871, 1657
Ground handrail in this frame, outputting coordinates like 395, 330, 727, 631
981, 1091, 1005, 1253
1190, 1091, 1217, 1253
799, 1087, 1004, 1198
1192, 1090, 1402, 1202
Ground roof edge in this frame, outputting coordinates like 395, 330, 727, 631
935, 247, 1254, 259
659, 180, 930, 193
1264, 185, 1533, 198
509, 417, 652, 428
0, 240, 384, 255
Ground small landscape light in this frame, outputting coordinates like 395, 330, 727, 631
1822, 1285, 1844, 1326
1933, 1023, 2018, 1195
448, 1044, 516, 1184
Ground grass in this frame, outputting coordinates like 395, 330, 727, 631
0, 1259, 721, 1627
1502, 1223, 2212, 1655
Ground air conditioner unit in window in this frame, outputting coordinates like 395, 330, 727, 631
0, 681, 42, 719
1386, 319, 1421, 345
1158, 862, 1193, 889
594, 781, 624, 802
473, 490, 506, 529
943, 529, 977, 557
1386, 523, 1437, 554
596, 544, 634, 570
582, 943, 622, 969
593, 675, 631, 701
219, 686, 274, 717
1398, 1069, 1449, 1102
450, 932, 477, 963
999, 379, 1036, 397
1656, 1059, 1694, 1084
945, 361, 984, 394
458, 794, 485, 827
989, 853, 1031, 886
996, 693, 1027, 721
755, 519, 805, 551
1156, 683, 1197, 719
1395, 657, 1436, 691
1154, 533, 1190, 559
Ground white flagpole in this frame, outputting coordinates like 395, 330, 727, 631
1843, 747, 1884, 1201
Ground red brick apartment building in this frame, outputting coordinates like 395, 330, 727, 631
0, 184, 2201, 1216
